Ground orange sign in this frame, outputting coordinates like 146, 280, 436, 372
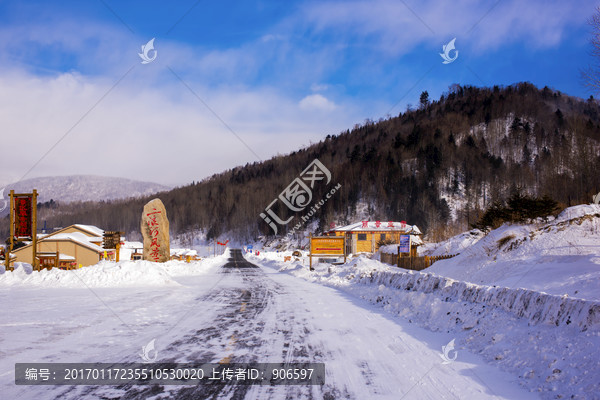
310, 236, 345, 256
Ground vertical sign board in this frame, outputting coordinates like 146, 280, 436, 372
103, 231, 123, 262
399, 235, 411, 253
309, 235, 346, 271
14, 196, 32, 238
6, 190, 38, 271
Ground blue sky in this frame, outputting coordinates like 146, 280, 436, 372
0, 0, 595, 186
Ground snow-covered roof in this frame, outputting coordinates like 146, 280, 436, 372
330, 221, 422, 235
170, 248, 198, 257
73, 224, 104, 237
410, 235, 424, 246
42, 232, 104, 253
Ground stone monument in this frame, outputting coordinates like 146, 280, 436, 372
141, 198, 170, 262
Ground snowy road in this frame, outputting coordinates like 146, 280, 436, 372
1, 250, 537, 399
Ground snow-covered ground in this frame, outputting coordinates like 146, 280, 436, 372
1, 255, 231, 399
418, 229, 486, 257
2, 250, 539, 399
420, 204, 600, 301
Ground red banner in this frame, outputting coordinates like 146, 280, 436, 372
14, 196, 32, 238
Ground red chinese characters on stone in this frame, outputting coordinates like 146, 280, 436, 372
375, 221, 381, 228
146, 208, 162, 262
388, 221, 394, 228
141, 198, 170, 263
361, 220, 368, 228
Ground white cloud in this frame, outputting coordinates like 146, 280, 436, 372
260, 34, 286, 43
0, 13, 368, 187
310, 83, 330, 92
298, 0, 588, 55
0, 68, 356, 187
299, 94, 337, 111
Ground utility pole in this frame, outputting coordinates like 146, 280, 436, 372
309, 233, 313, 271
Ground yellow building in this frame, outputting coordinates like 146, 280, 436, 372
12, 224, 105, 268
327, 221, 423, 255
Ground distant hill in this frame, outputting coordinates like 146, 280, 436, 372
2, 175, 170, 204
1, 83, 599, 242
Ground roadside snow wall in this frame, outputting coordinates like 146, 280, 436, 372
359, 269, 600, 332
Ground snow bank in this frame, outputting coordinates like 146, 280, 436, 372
163, 252, 230, 277
261, 255, 600, 399
419, 229, 485, 256
0, 255, 228, 288
358, 269, 600, 332
0, 261, 179, 288
422, 204, 600, 301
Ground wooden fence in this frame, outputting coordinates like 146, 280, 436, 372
380, 252, 457, 271
380, 252, 398, 266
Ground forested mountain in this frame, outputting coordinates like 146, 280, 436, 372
2, 83, 599, 242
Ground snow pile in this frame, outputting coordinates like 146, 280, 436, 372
254, 253, 391, 282
250, 249, 296, 261
426, 204, 600, 300
162, 253, 230, 277
357, 269, 600, 332
0, 261, 179, 287
260, 253, 600, 399
0, 255, 228, 287
419, 229, 485, 256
